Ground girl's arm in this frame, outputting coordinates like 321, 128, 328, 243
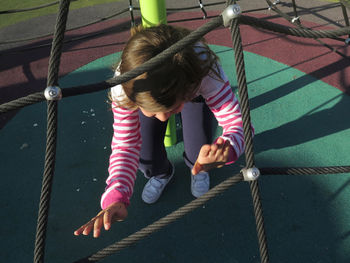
205, 80, 245, 164
74, 104, 141, 238
200, 67, 250, 166
101, 103, 142, 209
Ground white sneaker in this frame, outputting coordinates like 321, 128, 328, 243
191, 171, 210, 198
141, 164, 174, 204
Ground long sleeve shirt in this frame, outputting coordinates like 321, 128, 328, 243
100, 63, 247, 210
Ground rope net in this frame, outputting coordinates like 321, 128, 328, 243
1, 1, 350, 262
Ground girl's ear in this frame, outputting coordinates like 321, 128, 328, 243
130, 24, 144, 36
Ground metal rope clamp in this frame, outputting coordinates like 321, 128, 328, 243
44, 86, 62, 101
241, 167, 260, 181
221, 4, 242, 28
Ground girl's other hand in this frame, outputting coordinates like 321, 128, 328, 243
192, 138, 230, 175
74, 202, 128, 238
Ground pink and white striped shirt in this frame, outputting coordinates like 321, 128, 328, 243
100, 63, 247, 209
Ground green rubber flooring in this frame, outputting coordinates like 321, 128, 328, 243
1, 45, 350, 262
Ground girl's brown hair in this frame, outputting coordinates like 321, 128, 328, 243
112, 24, 221, 112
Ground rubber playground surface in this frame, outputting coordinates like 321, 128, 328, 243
1, 2, 350, 263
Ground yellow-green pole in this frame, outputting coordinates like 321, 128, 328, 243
139, 0, 177, 147
139, 0, 167, 27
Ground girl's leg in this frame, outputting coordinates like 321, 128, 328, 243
181, 100, 215, 167
138, 110, 172, 178
181, 99, 215, 198
139, 111, 174, 204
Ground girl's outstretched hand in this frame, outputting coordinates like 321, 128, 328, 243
74, 202, 128, 238
192, 138, 231, 175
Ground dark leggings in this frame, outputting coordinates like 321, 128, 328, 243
139, 100, 214, 178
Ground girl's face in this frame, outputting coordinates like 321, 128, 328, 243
140, 103, 185, 122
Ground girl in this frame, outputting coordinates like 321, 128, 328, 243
74, 24, 245, 238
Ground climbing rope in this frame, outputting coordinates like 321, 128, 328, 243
230, 14, 269, 262
33, 0, 71, 262
260, 166, 350, 175
1, 1, 350, 263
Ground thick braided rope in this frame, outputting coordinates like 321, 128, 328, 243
47, 0, 70, 86
239, 15, 350, 38
0, 92, 45, 113
260, 166, 350, 175
230, 18, 269, 263
34, 101, 58, 263
74, 173, 244, 262
33, 0, 71, 262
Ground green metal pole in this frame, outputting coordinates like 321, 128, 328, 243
139, 0, 167, 27
139, 0, 177, 147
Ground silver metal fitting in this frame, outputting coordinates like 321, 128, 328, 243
221, 4, 242, 27
268, 0, 280, 10
129, 5, 133, 12
291, 16, 300, 23
241, 167, 260, 181
44, 86, 62, 101
345, 38, 350, 45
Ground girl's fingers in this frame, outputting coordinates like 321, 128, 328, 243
199, 144, 211, 157
103, 210, 112, 230
216, 137, 224, 145
82, 221, 94, 236
74, 226, 85, 236
75, 206, 126, 237
215, 144, 224, 159
194, 139, 232, 173
208, 145, 216, 159
192, 161, 203, 175
93, 216, 103, 238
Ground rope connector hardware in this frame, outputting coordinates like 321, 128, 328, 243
345, 38, 350, 45
291, 16, 300, 24
44, 86, 62, 101
241, 167, 260, 181
221, 4, 242, 27
268, 0, 281, 10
